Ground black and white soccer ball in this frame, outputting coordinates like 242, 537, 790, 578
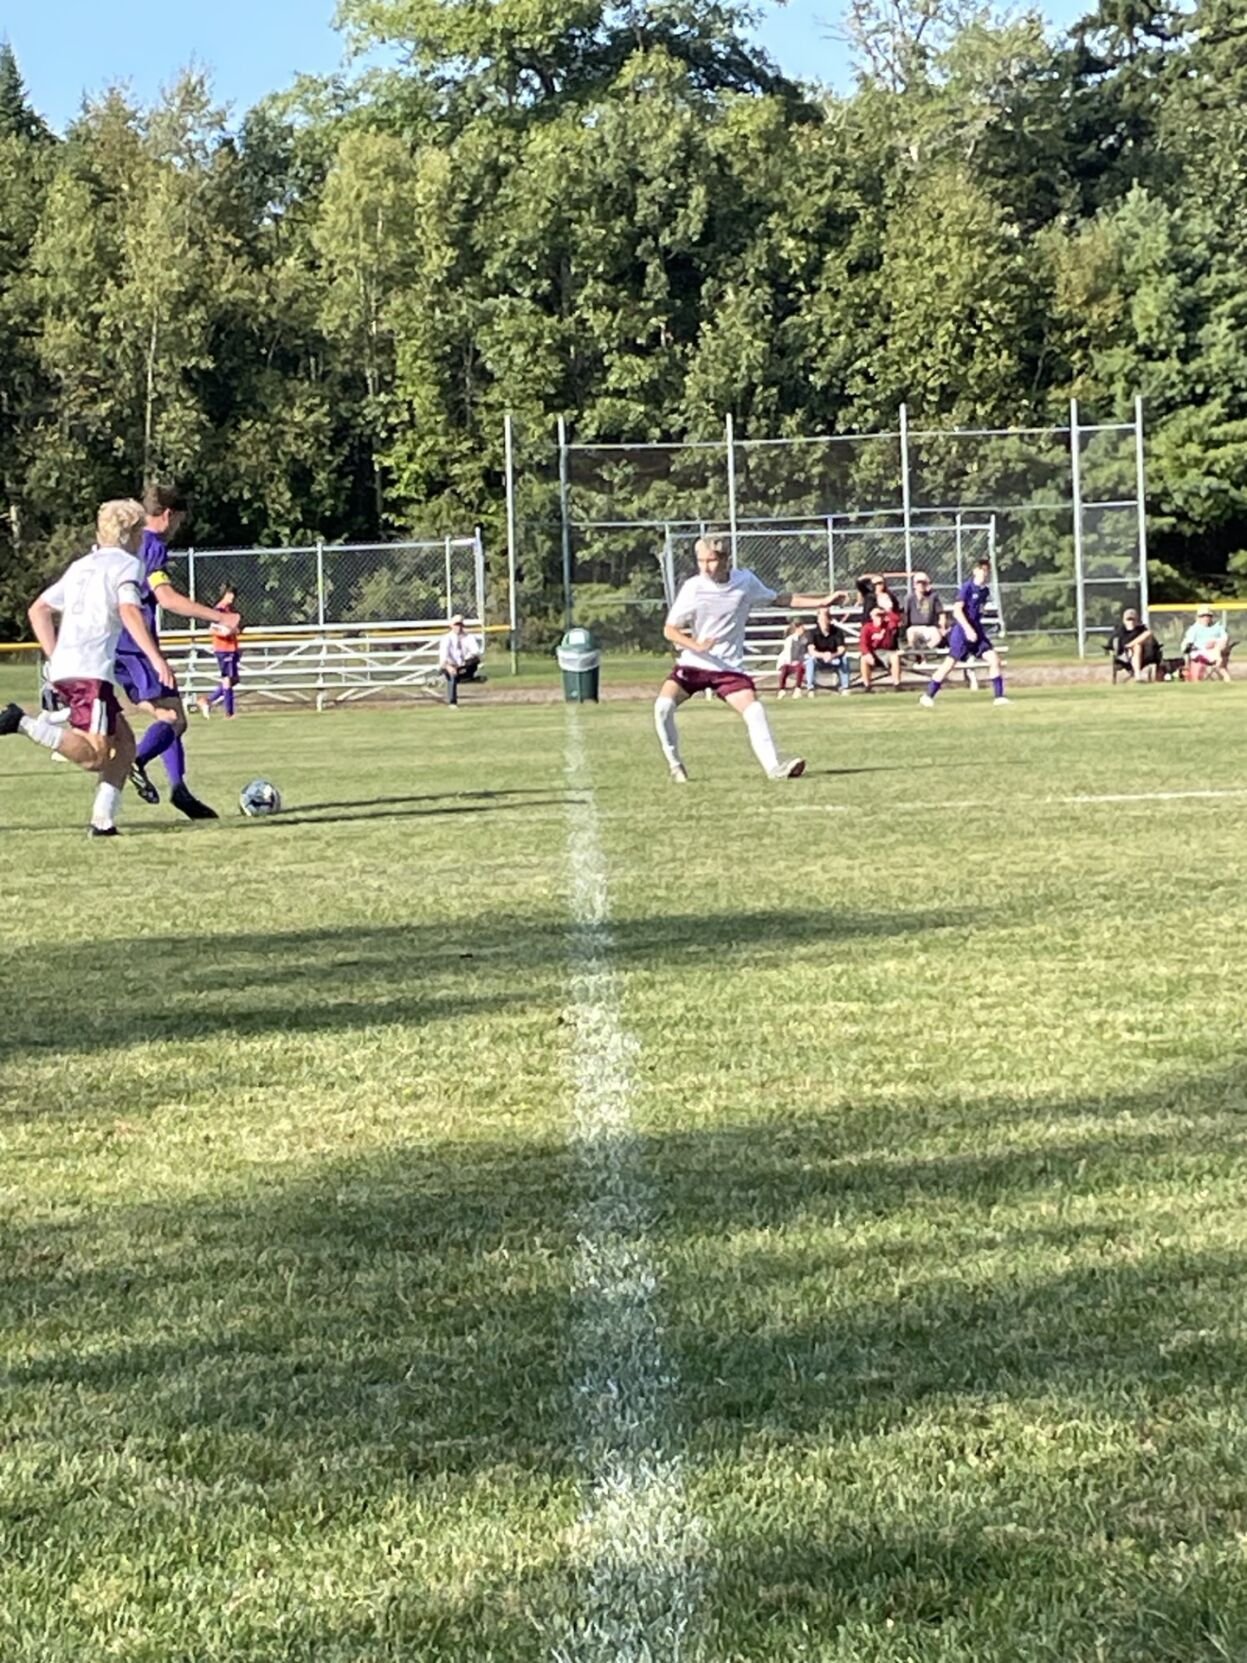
239, 778, 282, 817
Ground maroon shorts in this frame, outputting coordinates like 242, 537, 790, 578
670, 665, 756, 699
54, 678, 122, 737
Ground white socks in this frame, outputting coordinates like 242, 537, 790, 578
654, 696, 683, 769
743, 700, 780, 774
19, 713, 64, 751
91, 781, 122, 831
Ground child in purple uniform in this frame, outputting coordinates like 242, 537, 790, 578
114, 485, 241, 818
918, 559, 1009, 707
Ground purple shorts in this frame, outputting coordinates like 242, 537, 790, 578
948, 626, 993, 663
215, 652, 240, 681
670, 665, 756, 699
115, 651, 177, 706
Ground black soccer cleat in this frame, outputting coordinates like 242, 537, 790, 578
87, 825, 121, 838
129, 761, 160, 805
170, 782, 219, 821
0, 702, 25, 736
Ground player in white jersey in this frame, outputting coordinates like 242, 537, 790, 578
0, 498, 173, 837
655, 536, 845, 782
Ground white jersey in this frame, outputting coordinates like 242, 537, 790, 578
666, 567, 777, 672
39, 545, 144, 684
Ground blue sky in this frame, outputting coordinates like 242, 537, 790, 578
8, 0, 1092, 132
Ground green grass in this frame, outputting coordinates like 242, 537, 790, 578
2, 680, 1247, 1660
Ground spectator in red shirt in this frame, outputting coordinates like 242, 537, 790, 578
859, 604, 902, 691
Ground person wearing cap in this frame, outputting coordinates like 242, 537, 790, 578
1107, 606, 1161, 682
437, 614, 484, 705
1180, 605, 1232, 681
858, 603, 902, 691
902, 572, 945, 652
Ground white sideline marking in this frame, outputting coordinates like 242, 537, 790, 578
1058, 787, 1247, 805
556, 713, 705, 1663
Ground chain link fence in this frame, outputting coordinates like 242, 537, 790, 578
550, 403, 1147, 653
166, 535, 486, 632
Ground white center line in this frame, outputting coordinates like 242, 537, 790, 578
555, 712, 706, 1663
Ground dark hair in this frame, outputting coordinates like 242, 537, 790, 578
142, 482, 188, 516
216, 582, 236, 604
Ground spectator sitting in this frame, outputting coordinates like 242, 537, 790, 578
855, 572, 899, 624
775, 620, 811, 699
1181, 604, 1232, 681
805, 604, 851, 695
859, 604, 902, 691
437, 614, 484, 706
1107, 608, 1162, 682
903, 572, 944, 655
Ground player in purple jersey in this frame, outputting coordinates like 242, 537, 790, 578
115, 485, 241, 818
918, 559, 1009, 707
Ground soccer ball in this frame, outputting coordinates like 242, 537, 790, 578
239, 778, 282, 817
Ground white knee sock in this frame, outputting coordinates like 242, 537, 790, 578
91, 781, 122, 830
654, 696, 683, 769
19, 713, 64, 751
742, 700, 780, 774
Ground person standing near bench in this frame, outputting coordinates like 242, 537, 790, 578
919, 558, 1009, 707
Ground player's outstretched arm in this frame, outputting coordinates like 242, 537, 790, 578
119, 601, 174, 690
773, 591, 846, 610
27, 597, 59, 661
155, 582, 242, 634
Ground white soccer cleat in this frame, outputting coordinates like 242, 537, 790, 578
669, 763, 690, 784
197, 695, 211, 720
768, 757, 806, 780
775, 689, 786, 699
993, 696, 1011, 705
919, 693, 935, 708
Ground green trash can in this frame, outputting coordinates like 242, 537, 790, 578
556, 627, 601, 703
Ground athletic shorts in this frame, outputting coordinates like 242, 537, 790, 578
54, 678, 122, 737
215, 652, 240, 680
670, 665, 756, 699
948, 626, 993, 663
115, 651, 178, 706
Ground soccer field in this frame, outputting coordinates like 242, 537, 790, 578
2, 683, 1246, 1661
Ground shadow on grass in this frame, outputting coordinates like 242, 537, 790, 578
0, 904, 988, 1068
4, 1065, 1247, 1656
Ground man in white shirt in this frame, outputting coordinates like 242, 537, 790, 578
0, 498, 173, 836
655, 535, 843, 782
1180, 605, 1231, 681
437, 614, 484, 706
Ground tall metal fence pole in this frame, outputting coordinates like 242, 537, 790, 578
558, 415, 573, 626
725, 412, 739, 567
1070, 398, 1087, 657
315, 540, 325, 628
826, 516, 835, 593
444, 535, 454, 620
1134, 393, 1150, 622
954, 512, 963, 586
187, 546, 197, 606
899, 403, 914, 581
504, 412, 519, 673
473, 524, 487, 628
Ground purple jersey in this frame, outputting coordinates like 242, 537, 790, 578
957, 577, 991, 628
115, 529, 170, 657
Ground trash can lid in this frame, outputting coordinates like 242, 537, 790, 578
561, 627, 596, 649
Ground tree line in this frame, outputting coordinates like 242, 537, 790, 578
0, 0, 1243, 634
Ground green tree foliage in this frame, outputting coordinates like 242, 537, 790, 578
1, 0, 1245, 633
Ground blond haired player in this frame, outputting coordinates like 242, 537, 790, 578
655, 536, 844, 782
0, 499, 173, 837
